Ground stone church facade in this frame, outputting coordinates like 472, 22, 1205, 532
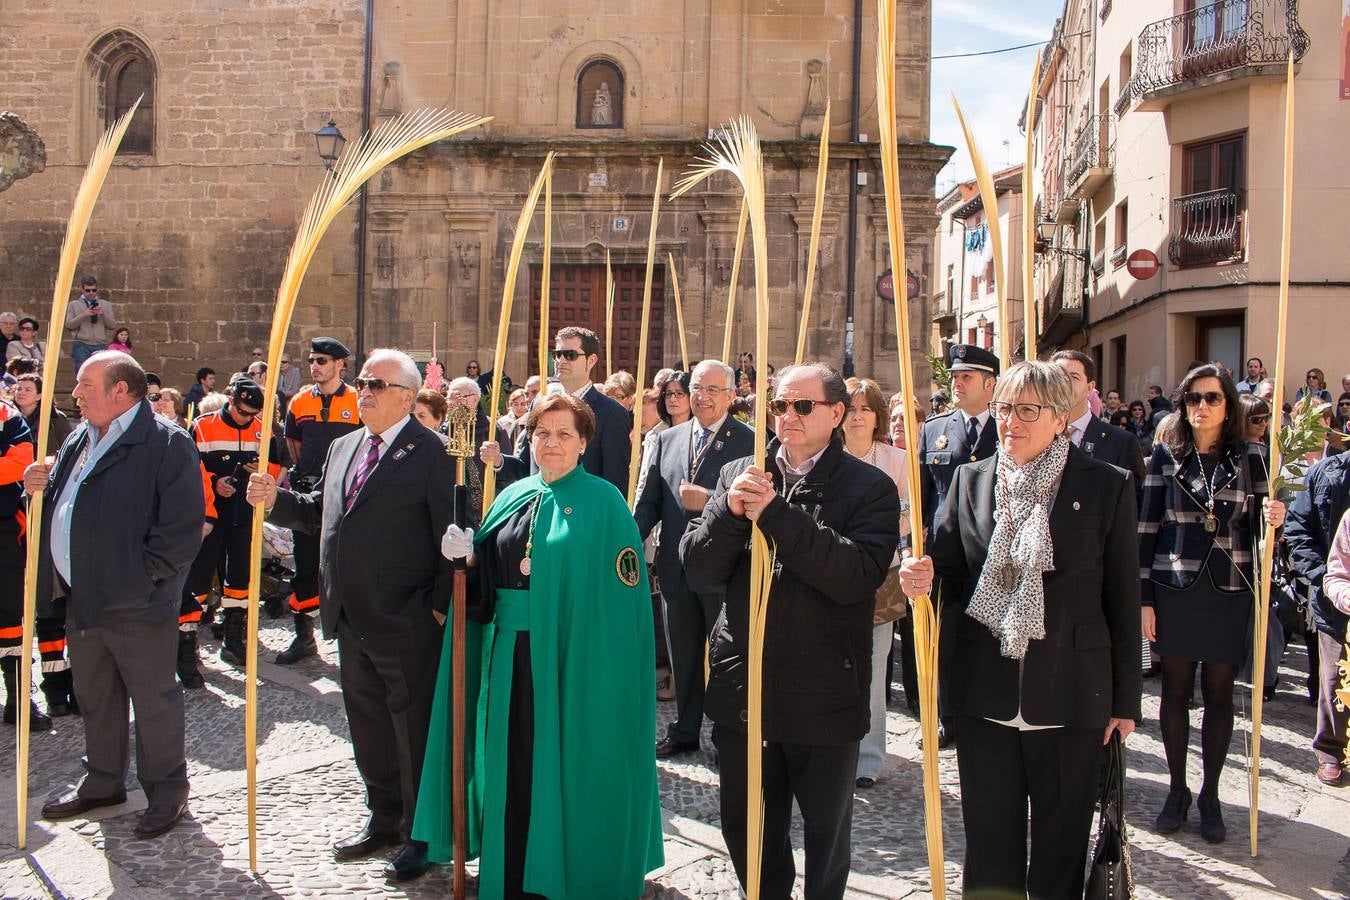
0, 0, 947, 391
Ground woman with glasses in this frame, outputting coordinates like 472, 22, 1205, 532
5, 317, 45, 366
1126, 399, 1154, 449
656, 370, 692, 428
1295, 367, 1334, 407
420, 391, 663, 898
1332, 392, 1350, 455
1239, 393, 1272, 444
1139, 364, 1285, 843
898, 361, 1140, 899
844, 377, 910, 789
151, 387, 188, 430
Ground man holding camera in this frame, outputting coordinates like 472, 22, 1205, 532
181, 377, 280, 673
277, 337, 360, 664
64, 275, 117, 370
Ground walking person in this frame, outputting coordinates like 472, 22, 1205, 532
25, 351, 204, 838
1139, 365, 1285, 843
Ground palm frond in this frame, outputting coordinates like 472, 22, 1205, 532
794, 99, 831, 365
627, 159, 665, 507
667, 251, 689, 371
952, 93, 1008, 370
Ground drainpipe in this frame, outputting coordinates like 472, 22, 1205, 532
843, 0, 862, 376
354, 0, 375, 364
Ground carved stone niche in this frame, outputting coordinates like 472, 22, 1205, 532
378, 61, 402, 117
0, 112, 46, 193
800, 59, 827, 139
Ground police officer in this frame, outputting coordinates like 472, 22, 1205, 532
277, 338, 360, 664
183, 378, 280, 668
915, 343, 999, 748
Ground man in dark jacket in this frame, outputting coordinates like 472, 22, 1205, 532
1285, 450, 1350, 785
681, 363, 899, 900
25, 351, 205, 838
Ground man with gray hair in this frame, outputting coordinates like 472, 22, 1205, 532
244, 347, 456, 881
635, 358, 752, 757
445, 376, 508, 525
0, 311, 18, 360
24, 350, 205, 838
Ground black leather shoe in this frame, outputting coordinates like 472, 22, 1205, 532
134, 801, 187, 838
1197, 791, 1226, 843
333, 823, 401, 861
655, 737, 699, 758
384, 840, 430, 882
1155, 786, 1192, 834
918, 722, 954, 751
42, 787, 128, 820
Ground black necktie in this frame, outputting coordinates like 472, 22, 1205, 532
966, 416, 979, 452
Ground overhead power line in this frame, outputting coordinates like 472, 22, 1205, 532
932, 39, 1046, 61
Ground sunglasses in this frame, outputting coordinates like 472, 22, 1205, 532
147, 392, 162, 403
307, 356, 332, 365
82, 286, 98, 293
766, 398, 827, 417
1249, 414, 1270, 425
353, 377, 413, 393
1184, 391, 1224, 407
234, 403, 261, 418
551, 349, 587, 361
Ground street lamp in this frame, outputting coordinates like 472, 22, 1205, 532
314, 119, 346, 170
1036, 217, 1058, 244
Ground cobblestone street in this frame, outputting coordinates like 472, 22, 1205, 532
1, 616, 1348, 898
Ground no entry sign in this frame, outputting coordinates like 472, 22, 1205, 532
1127, 248, 1161, 280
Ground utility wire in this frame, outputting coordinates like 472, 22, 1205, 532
932, 39, 1046, 60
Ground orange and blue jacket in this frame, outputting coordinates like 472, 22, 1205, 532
192, 407, 280, 526
0, 402, 35, 531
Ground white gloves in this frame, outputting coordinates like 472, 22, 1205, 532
441, 524, 475, 562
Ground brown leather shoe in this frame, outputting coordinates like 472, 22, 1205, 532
42, 787, 128, 820
133, 801, 187, 838
1316, 762, 1343, 786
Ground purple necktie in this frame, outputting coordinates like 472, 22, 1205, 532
344, 435, 382, 510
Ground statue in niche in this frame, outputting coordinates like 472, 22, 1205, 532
378, 61, 402, 116
591, 81, 614, 126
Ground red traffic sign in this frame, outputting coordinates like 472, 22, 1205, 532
876, 269, 894, 301
1127, 248, 1161, 280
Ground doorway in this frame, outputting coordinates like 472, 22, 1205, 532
529, 263, 665, 384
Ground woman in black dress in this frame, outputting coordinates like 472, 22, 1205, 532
1138, 365, 1285, 842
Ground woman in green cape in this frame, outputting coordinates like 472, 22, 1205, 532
414, 392, 663, 899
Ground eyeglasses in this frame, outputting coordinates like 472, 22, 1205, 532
234, 403, 261, 418
1183, 390, 1224, 407
251, 351, 264, 358
988, 401, 1052, 423
767, 398, 827, 417
147, 392, 162, 403
1307, 373, 1319, 380
690, 384, 732, 396
18, 326, 34, 332
1249, 414, 1270, 425
354, 377, 414, 393
662, 390, 688, 399
82, 286, 98, 293
551, 349, 586, 361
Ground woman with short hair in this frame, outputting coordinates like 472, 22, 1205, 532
656, 370, 691, 427
413, 388, 448, 432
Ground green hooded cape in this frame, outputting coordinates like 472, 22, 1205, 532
413, 465, 663, 899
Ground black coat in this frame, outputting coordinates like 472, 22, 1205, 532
1077, 416, 1145, 506
499, 386, 632, 495
268, 417, 457, 640
680, 437, 900, 745
633, 416, 754, 588
931, 445, 1142, 728
917, 410, 998, 535
35, 400, 205, 628
1285, 451, 1350, 637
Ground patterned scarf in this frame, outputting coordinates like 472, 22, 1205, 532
966, 434, 1070, 659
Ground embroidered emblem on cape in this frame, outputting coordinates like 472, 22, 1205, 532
616, 547, 641, 587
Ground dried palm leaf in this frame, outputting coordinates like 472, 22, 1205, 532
538, 170, 553, 383
877, 1, 946, 893
667, 251, 689, 371
953, 94, 1008, 371
16, 97, 142, 850
794, 99, 831, 364
245, 108, 492, 870
723, 196, 749, 362
672, 115, 774, 900
605, 249, 615, 377
1023, 53, 1040, 361
626, 159, 664, 506
481, 152, 556, 515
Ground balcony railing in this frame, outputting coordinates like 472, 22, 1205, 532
1040, 253, 1085, 349
1168, 188, 1245, 267
1100, 0, 1112, 22
1114, 81, 1133, 116
1091, 249, 1106, 278
1133, 0, 1309, 98
1064, 114, 1114, 197
1111, 244, 1129, 268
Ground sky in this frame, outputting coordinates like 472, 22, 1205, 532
929, 0, 1064, 197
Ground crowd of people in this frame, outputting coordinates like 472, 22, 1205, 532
2, 275, 1349, 897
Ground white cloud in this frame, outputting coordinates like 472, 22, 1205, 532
933, 1, 1053, 42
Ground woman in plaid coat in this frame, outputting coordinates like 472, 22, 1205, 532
1139, 364, 1286, 844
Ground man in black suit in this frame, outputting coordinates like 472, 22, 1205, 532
485, 326, 631, 494
901, 361, 1140, 899
1051, 350, 1144, 496
635, 359, 753, 757
246, 348, 455, 883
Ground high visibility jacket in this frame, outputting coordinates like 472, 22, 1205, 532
192, 408, 280, 525
285, 382, 361, 479
0, 402, 34, 525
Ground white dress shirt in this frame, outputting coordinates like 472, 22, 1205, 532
51, 402, 142, 585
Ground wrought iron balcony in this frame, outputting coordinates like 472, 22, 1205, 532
1114, 81, 1133, 117
1168, 188, 1244, 267
1039, 253, 1085, 350
1065, 115, 1114, 199
1100, 0, 1112, 23
1133, 0, 1309, 105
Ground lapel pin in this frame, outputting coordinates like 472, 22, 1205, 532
564, 507, 573, 515
715, 440, 724, 450
1083, 441, 1095, 453
1072, 500, 1081, 511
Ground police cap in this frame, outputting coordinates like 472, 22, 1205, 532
947, 343, 999, 376
309, 337, 350, 360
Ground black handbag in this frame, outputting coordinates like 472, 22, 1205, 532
1085, 731, 1134, 900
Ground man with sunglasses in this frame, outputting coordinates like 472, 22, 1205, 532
487, 326, 630, 493
276, 338, 361, 664
182, 378, 281, 673
635, 359, 753, 758
681, 363, 899, 900
246, 348, 456, 881
63, 275, 117, 370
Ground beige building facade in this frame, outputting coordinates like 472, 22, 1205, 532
0, 1, 949, 392
1030, 0, 1342, 404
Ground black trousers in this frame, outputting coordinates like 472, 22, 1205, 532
713, 724, 859, 900
663, 578, 722, 744
185, 506, 252, 611
954, 716, 1101, 900
289, 529, 321, 615
336, 612, 442, 839
503, 633, 546, 900
66, 614, 188, 806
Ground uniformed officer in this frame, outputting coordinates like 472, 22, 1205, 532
182, 378, 280, 668
277, 337, 360, 664
914, 343, 999, 748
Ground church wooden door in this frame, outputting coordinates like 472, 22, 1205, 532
529, 263, 664, 383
